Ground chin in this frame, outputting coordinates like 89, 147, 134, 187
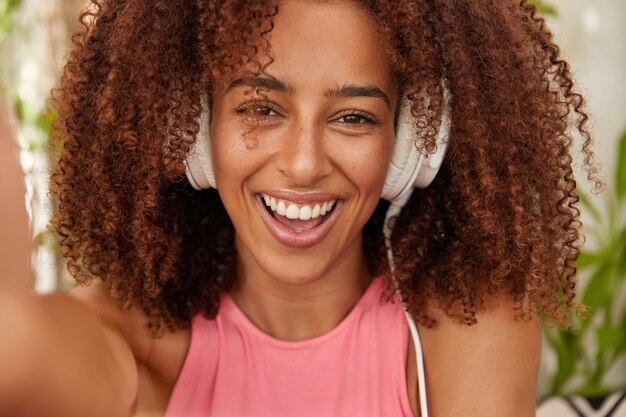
258, 257, 330, 287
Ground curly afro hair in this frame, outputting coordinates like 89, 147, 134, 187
49, 0, 601, 332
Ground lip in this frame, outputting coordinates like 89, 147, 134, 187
259, 189, 340, 205
255, 193, 343, 249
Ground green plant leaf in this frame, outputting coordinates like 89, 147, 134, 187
592, 322, 626, 392
0, 0, 21, 43
614, 316, 626, 357
597, 326, 622, 352
601, 315, 626, 371
616, 129, 626, 202
577, 250, 601, 270
614, 229, 626, 278
10, 93, 54, 137
526, 0, 558, 16
36, 110, 55, 133
546, 329, 578, 394
581, 263, 612, 310
13, 93, 25, 122
579, 192, 602, 224
578, 383, 609, 398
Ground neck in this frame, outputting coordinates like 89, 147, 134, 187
229, 238, 372, 341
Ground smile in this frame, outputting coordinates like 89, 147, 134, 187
260, 193, 337, 220
255, 193, 343, 249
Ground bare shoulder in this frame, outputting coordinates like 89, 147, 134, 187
69, 281, 152, 362
69, 281, 191, 390
418, 295, 541, 417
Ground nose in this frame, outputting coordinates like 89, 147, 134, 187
274, 122, 333, 186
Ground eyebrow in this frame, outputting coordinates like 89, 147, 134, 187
227, 76, 295, 95
325, 84, 391, 108
227, 76, 391, 108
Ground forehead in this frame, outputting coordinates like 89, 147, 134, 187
219, 0, 396, 99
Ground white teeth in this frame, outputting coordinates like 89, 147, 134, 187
286, 204, 299, 219
312, 204, 321, 218
276, 201, 287, 216
260, 193, 337, 220
299, 205, 312, 220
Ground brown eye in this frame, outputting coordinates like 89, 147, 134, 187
335, 111, 379, 126
235, 101, 281, 119
251, 106, 278, 117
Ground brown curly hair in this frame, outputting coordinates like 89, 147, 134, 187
49, 0, 601, 332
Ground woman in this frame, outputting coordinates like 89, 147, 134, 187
1, 0, 601, 416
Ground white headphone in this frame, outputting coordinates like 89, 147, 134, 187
185, 85, 452, 208
185, 87, 452, 417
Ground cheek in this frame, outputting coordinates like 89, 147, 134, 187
334, 137, 393, 194
211, 125, 269, 187
209, 100, 265, 186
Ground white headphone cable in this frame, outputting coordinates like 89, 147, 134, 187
384, 202, 429, 417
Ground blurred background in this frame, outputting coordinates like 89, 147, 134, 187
0, 0, 624, 411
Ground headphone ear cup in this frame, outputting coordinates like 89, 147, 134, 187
381, 97, 425, 205
185, 108, 217, 190
412, 86, 451, 189
381, 85, 452, 207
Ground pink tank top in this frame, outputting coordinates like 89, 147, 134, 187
165, 276, 415, 417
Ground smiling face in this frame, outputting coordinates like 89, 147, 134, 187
210, 0, 397, 286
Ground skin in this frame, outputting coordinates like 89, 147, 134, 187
1, 1, 541, 416
0, 95, 32, 291
211, 0, 396, 341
